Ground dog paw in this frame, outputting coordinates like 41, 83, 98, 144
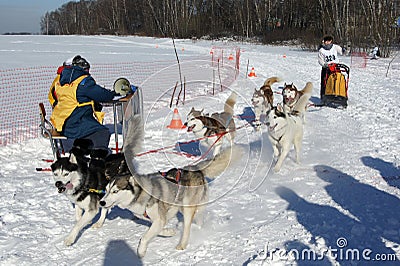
64, 236, 75, 246
159, 228, 176, 237
91, 222, 103, 229
176, 243, 187, 250
137, 243, 147, 258
273, 165, 281, 172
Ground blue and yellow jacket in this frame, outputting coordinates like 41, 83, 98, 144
50, 66, 116, 139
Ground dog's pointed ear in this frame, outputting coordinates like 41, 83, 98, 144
69, 153, 78, 164
128, 175, 136, 185
54, 153, 61, 162
277, 103, 284, 113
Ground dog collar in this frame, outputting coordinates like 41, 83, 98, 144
87, 188, 106, 194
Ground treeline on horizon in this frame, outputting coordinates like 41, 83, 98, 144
2, 32, 35, 35
40, 0, 400, 57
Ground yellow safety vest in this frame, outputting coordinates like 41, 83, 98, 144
50, 75, 103, 132
48, 74, 59, 108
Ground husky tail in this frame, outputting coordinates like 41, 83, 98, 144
188, 145, 242, 178
264, 76, 281, 87
224, 92, 237, 115
122, 114, 144, 169
293, 82, 313, 115
300, 81, 313, 95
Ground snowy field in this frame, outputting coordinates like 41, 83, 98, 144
0, 35, 400, 266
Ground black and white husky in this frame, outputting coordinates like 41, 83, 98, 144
185, 92, 237, 157
50, 140, 110, 246
100, 114, 240, 257
265, 82, 312, 172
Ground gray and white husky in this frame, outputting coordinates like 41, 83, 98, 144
100, 114, 240, 258
265, 82, 312, 172
50, 141, 109, 246
185, 92, 237, 157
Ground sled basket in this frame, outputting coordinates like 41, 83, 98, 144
322, 63, 350, 108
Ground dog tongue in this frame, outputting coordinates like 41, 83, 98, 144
65, 182, 73, 190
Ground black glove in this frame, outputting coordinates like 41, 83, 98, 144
94, 102, 103, 112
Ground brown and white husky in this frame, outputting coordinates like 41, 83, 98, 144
251, 76, 280, 128
282, 82, 313, 114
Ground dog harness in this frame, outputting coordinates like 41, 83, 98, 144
160, 169, 182, 183
268, 110, 302, 143
269, 128, 284, 143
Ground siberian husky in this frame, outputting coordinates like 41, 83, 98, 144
185, 92, 237, 157
100, 114, 240, 257
265, 82, 312, 172
282, 82, 313, 114
251, 77, 280, 128
50, 139, 110, 246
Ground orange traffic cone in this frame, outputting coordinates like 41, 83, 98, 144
248, 67, 257, 77
167, 108, 186, 129
228, 53, 234, 60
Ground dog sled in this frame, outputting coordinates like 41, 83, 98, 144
322, 63, 350, 109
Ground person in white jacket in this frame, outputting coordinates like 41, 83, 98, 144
318, 35, 343, 102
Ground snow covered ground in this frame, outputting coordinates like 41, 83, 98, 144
0, 35, 399, 266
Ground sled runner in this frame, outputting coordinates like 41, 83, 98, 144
322, 63, 350, 109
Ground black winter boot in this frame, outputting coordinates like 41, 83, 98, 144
70, 139, 94, 157
69, 139, 93, 174
89, 149, 109, 193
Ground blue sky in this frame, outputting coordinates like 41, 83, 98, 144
0, 0, 72, 34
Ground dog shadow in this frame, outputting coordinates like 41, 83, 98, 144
238, 107, 255, 125
309, 96, 322, 105
68, 206, 149, 246
103, 240, 142, 266
106, 206, 151, 227
175, 141, 202, 157
361, 156, 400, 189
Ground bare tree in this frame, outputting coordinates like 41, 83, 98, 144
40, 0, 400, 56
